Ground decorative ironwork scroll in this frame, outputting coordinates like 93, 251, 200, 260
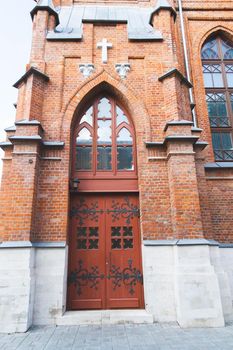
69, 259, 143, 296
68, 260, 104, 295
107, 197, 140, 225
70, 198, 103, 226
107, 259, 143, 295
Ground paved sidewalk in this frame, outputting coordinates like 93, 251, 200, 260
1, 323, 233, 350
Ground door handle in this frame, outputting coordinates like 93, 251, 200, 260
106, 252, 111, 266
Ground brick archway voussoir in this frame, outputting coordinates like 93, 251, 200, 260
61, 70, 152, 142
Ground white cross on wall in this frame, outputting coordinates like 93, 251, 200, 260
97, 38, 113, 63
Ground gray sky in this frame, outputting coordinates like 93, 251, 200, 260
0, 1, 34, 179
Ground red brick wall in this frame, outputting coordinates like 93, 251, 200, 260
1, 1, 233, 243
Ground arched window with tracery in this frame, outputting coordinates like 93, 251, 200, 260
201, 35, 233, 161
72, 95, 137, 190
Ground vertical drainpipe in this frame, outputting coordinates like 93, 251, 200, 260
178, 0, 198, 128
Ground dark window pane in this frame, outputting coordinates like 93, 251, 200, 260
214, 150, 224, 161
209, 115, 230, 127
111, 238, 121, 249
226, 65, 233, 87
89, 227, 99, 237
230, 94, 233, 113
212, 133, 221, 150
77, 227, 87, 237
224, 151, 233, 160
213, 133, 233, 161
202, 38, 233, 162
76, 146, 92, 170
123, 226, 133, 236
77, 239, 87, 250
206, 93, 229, 127
207, 101, 227, 117
203, 65, 223, 88
221, 39, 233, 59
224, 49, 233, 60
117, 146, 133, 170
97, 146, 112, 170
123, 239, 133, 249
201, 39, 219, 59
212, 132, 232, 150
111, 227, 121, 236
222, 133, 233, 150
89, 239, 98, 249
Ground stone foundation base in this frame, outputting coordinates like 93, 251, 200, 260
143, 240, 233, 327
0, 240, 233, 333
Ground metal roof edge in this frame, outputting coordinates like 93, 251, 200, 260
158, 68, 193, 88
13, 67, 49, 89
30, 1, 59, 26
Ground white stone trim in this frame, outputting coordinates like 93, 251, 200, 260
79, 64, 95, 78
97, 39, 112, 63
0, 241, 66, 248
115, 63, 131, 79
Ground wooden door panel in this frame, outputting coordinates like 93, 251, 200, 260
67, 195, 106, 310
67, 193, 144, 310
105, 194, 143, 309
108, 298, 140, 308
73, 299, 103, 310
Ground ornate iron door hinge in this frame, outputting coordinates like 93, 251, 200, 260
68, 259, 143, 296
70, 197, 140, 226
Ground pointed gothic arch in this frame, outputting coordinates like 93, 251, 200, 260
70, 91, 139, 192
73, 94, 136, 174
201, 31, 233, 161
198, 26, 233, 56
60, 70, 152, 144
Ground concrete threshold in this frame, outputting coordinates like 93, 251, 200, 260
56, 309, 154, 325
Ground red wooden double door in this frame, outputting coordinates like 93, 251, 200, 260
67, 193, 144, 310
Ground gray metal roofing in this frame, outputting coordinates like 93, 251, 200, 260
46, 5, 163, 41
37, 0, 56, 11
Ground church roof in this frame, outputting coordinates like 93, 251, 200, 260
46, 6, 163, 41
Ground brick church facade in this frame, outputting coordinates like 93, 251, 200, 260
1, 0, 233, 332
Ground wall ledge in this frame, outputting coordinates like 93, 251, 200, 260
0, 241, 66, 249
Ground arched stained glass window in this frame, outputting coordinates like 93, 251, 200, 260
201, 35, 233, 161
73, 95, 136, 174
201, 38, 219, 60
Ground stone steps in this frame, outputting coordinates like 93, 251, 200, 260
56, 310, 154, 326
